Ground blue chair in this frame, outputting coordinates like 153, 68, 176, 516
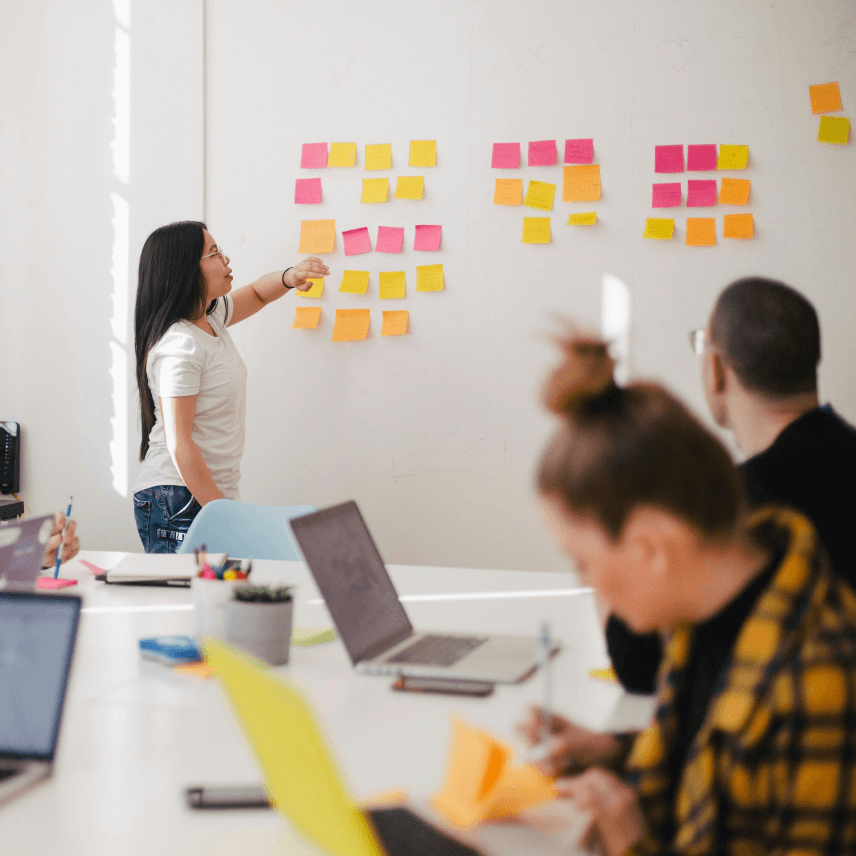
177, 500, 316, 560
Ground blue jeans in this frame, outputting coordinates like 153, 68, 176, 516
133, 485, 201, 554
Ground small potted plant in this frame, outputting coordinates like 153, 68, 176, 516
224, 585, 294, 666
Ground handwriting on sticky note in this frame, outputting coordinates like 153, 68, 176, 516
818, 115, 850, 144
416, 264, 444, 292
342, 227, 372, 256
300, 142, 328, 168
332, 309, 371, 342
361, 178, 389, 203
643, 218, 675, 239
717, 145, 749, 169
686, 218, 716, 247
686, 179, 717, 207
563, 164, 601, 202
652, 183, 681, 208
655, 145, 684, 173
379, 271, 406, 299
564, 138, 593, 164
292, 306, 322, 328
414, 224, 442, 251
339, 270, 370, 295
381, 310, 409, 337
298, 220, 335, 253
687, 144, 718, 171
809, 82, 842, 114
524, 180, 557, 211
723, 213, 754, 239
296, 277, 325, 298
493, 179, 523, 206
522, 217, 551, 244
376, 226, 405, 254
528, 140, 557, 166
719, 178, 750, 205
567, 212, 597, 225
409, 140, 436, 167
365, 143, 392, 170
394, 176, 424, 200
327, 142, 357, 167
491, 142, 520, 168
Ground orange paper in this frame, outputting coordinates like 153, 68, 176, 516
292, 306, 322, 328
332, 309, 371, 341
809, 82, 842, 114
298, 220, 336, 253
686, 218, 716, 247
718, 178, 751, 205
723, 213, 754, 239
381, 310, 409, 336
493, 179, 523, 205
562, 164, 601, 202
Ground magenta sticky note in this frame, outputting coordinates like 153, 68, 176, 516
342, 227, 372, 256
414, 224, 442, 251
564, 139, 594, 164
79, 559, 106, 575
37, 577, 78, 589
528, 140, 557, 166
300, 143, 328, 168
686, 179, 718, 207
492, 143, 520, 168
655, 145, 685, 173
294, 178, 322, 204
687, 145, 717, 171
652, 183, 682, 207
376, 226, 405, 254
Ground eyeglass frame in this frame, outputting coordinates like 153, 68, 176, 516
201, 246, 228, 263
688, 327, 718, 356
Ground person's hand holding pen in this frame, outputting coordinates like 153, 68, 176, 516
40, 512, 80, 571
284, 257, 329, 292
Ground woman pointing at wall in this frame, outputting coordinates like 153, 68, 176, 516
132, 221, 328, 553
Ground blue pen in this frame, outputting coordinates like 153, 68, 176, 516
53, 496, 73, 579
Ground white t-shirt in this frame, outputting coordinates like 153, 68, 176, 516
134, 296, 247, 499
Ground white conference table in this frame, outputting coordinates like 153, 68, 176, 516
0, 551, 655, 856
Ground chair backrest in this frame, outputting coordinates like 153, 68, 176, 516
177, 500, 316, 560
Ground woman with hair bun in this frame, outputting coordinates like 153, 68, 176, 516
517, 333, 856, 856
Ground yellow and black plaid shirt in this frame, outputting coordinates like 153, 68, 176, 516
624, 508, 856, 856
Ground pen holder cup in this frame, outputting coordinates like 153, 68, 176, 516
224, 596, 293, 666
191, 577, 242, 641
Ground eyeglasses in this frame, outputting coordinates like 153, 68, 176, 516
201, 246, 228, 263
688, 328, 713, 356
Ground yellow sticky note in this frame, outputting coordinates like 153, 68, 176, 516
643, 218, 674, 239
379, 271, 406, 299
524, 180, 557, 211
296, 277, 324, 298
719, 178, 751, 205
291, 626, 335, 646
717, 145, 749, 170
563, 164, 601, 202
394, 176, 424, 200
522, 217, 550, 244
589, 667, 618, 682
416, 264, 444, 292
292, 306, 322, 328
361, 178, 389, 203
298, 220, 336, 253
339, 270, 369, 295
327, 142, 357, 167
493, 179, 523, 206
818, 115, 850, 144
686, 218, 716, 247
568, 212, 597, 225
332, 309, 371, 342
365, 143, 392, 170
723, 213, 754, 239
409, 140, 437, 167
381, 310, 409, 336
809, 82, 842, 114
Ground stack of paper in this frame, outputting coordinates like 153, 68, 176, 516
105, 553, 207, 583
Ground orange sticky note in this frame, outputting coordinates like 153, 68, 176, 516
295, 278, 324, 298
723, 213, 754, 239
292, 306, 322, 328
174, 661, 215, 679
718, 178, 751, 205
493, 179, 523, 205
379, 271, 406, 299
562, 164, 601, 202
298, 220, 336, 253
809, 82, 842, 114
686, 218, 716, 247
332, 309, 371, 341
381, 310, 409, 336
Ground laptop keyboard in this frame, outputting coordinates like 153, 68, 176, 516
385, 635, 487, 667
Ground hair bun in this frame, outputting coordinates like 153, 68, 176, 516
543, 332, 617, 416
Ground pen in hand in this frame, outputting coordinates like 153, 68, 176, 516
527, 621, 553, 763
53, 496, 73, 579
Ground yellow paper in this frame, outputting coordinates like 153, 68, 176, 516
292, 306, 323, 328
568, 212, 597, 225
524, 180, 557, 211
328, 142, 357, 167
361, 178, 389, 203
493, 179, 523, 206
643, 218, 675, 239
416, 264, 444, 292
296, 278, 325, 298
723, 213, 754, 239
589, 667, 618, 682
562, 164, 601, 202
332, 309, 371, 341
339, 270, 370, 295
717, 145, 749, 170
718, 178, 751, 205
379, 271, 406, 299
291, 626, 336, 646
809, 82, 842, 114
818, 115, 850, 144
381, 310, 409, 336
409, 140, 437, 167
394, 176, 424, 200
522, 217, 551, 244
298, 220, 336, 253
686, 218, 716, 247
365, 143, 392, 170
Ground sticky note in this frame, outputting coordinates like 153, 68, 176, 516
342, 227, 372, 256
339, 270, 370, 295
376, 226, 405, 254
523, 180, 557, 211
332, 309, 371, 342
563, 164, 601, 202
327, 142, 357, 167
717, 145, 749, 169
379, 271, 406, 299
491, 142, 520, 169
416, 263, 444, 292
365, 143, 392, 170
295, 278, 324, 298
723, 213, 754, 239
809, 82, 842, 114
652, 182, 681, 207
528, 140, 557, 166
719, 178, 751, 205
409, 140, 436, 167
292, 306, 322, 328
381, 310, 409, 336
300, 142, 328, 168
564, 138, 593, 164
643, 218, 675, 239
567, 212, 597, 225
686, 179, 718, 207
818, 115, 850, 144
686, 218, 716, 246
655, 145, 684, 173
294, 178, 322, 204
493, 179, 523, 205
522, 217, 550, 244
589, 667, 618, 682
414, 224, 442, 251
298, 220, 336, 253
687, 144, 718, 171
361, 178, 389, 203
394, 176, 424, 200
291, 626, 336, 646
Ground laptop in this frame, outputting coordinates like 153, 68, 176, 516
0, 590, 82, 807
0, 514, 56, 591
289, 502, 557, 683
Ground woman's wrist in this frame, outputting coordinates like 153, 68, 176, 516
282, 267, 294, 290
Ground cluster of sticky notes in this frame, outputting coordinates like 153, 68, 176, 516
643, 214, 754, 244
341, 225, 442, 256
652, 178, 751, 208
292, 308, 410, 340
809, 82, 850, 144
294, 266, 445, 300
655, 143, 749, 173
300, 140, 437, 169
361, 176, 427, 203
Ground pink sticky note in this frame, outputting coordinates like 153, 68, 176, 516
564, 139, 594, 164
295, 178, 322, 204
79, 559, 107, 575
300, 143, 328, 169
655, 145, 685, 173
414, 224, 442, 251
528, 140, 557, 166
342, 227, 372, 256
686, 179, 718, 207
37, 577, 78, 589
652, 182, 682, 207
492, 143, 521, 168
376, 226, 405, 254
687, 145, 717, 171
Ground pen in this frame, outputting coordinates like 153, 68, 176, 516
54, 496, 73, 579
527, 621, 553, 763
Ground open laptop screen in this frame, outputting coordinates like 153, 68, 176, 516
290, 502, 413, 664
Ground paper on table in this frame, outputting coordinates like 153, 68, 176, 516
342, 227, 372, 256
493, 179, 523, 205
655, 145, 684, 173
723, 213, 754, 238
524, 180, 557, 211
567, 212, 597, 225
376, 226, 405, 253
809, 82, 842, 114
564, 139, 593, 164
332, 309, 371, 341
295, 178, 322, 204
643, 218, 675, 239
361, 178, 389, 203
365, 143, 392, 170
299, 220, 336, 253
292, 627, 336, 646
719, 178, 751, 205
717, 145, 749, 169
394, 176, 424, 199
409, 140, 437, 167
686, 218, 716, 247
296, 278, 325, 298
818, 115, 850, 144
381, 310, 409, 336
339, 270, 370, 295
300, 143, 328, 168
328, 142, 357, 167
522, 217, 551, 244
562, 165, 601, 202
687, 144, 718, 171
528, 140, 557, 166
416, 264, 444, 292
292, 306, 322, 328
652, 182, 681, 207
379, 271, 406, 299
491, 142, 520, 168
414, 224, 442, 251
106, 553, 198, 582
686, 179, 717, 207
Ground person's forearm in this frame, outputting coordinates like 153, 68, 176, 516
248, 270, 295, 306
170, 439, 225, 505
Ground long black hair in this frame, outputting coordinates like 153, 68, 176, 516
134, 221, 219, 460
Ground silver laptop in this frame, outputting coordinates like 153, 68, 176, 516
0, 514, 56, 591
0, 590, 81, 807
290, 501, 558, 683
